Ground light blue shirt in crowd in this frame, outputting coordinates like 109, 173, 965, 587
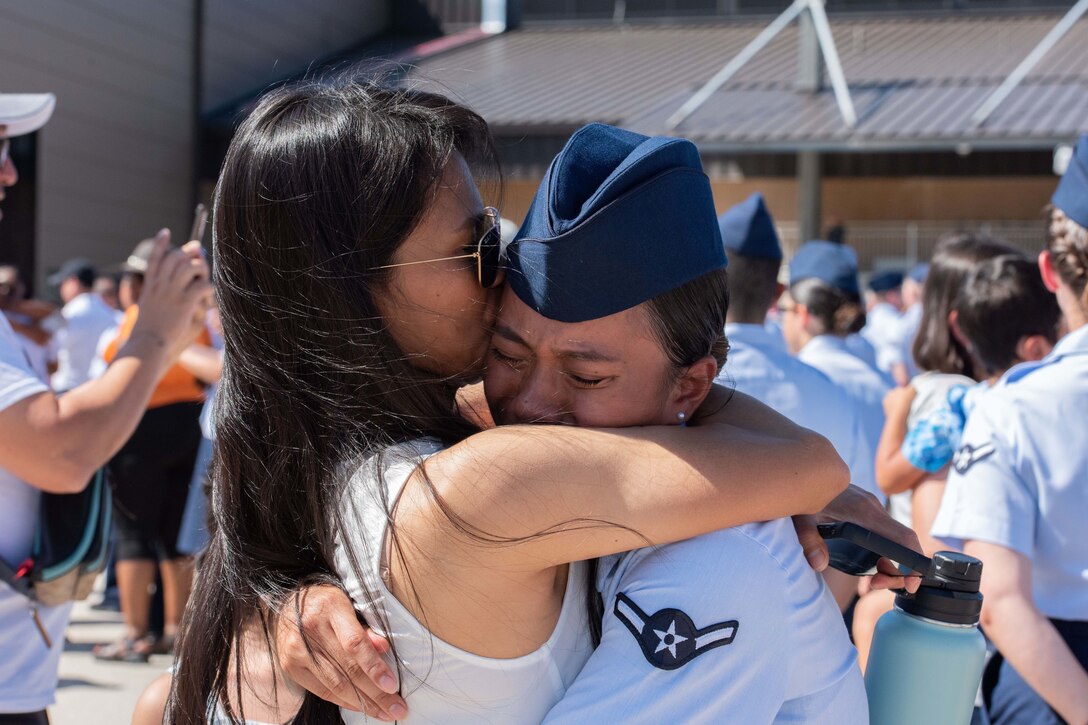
720, 323, 879, 501
861, 302, 906, 374
799, 335, 893, 500
898, 302, 923, 379
845, 333, 879, 370
932, 324, 1088, 621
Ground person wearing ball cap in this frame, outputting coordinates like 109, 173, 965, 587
714, 193, 880, 611
0, 93, 211, 720
932, 135, 1088, 725
783, 241, 893, 505
492, 125, 875, 724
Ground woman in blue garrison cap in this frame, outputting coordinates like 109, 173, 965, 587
169, 78, 916, 724
780, 241, 894, 507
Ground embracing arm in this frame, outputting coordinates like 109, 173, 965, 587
409, 386, 848, 567
966, 541, 1088, 724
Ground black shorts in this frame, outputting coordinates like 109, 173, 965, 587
108, 401, 203, 562
0, 712, 49, 724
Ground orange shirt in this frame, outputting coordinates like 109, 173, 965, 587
104, 306, 211, 409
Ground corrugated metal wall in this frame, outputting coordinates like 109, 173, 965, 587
0, 0, 196, 289
0, 0, 390, 290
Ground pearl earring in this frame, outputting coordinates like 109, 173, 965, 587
677, 411, 686, 422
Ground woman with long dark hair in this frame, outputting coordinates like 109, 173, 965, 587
170, 78, 904, 724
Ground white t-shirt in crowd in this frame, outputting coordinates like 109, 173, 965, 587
886, 371, 975, 527
0, 315, 73, 713
51, 292, 120, 392
544, 518, 867, 724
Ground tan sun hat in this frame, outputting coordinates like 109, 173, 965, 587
122, 238, 156, 275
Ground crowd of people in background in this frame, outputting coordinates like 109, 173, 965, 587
2, 242, 223, 665
1, 80, 1086, 725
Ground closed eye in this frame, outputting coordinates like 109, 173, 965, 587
490, 347, 526, 368
565, 373, 608, 388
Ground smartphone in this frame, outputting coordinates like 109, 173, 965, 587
189, 203, 208, 244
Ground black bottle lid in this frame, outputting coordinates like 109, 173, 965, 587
896, 551, 984, 626
818, 524, 985, 626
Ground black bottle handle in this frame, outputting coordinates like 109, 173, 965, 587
817, 522, 932, 578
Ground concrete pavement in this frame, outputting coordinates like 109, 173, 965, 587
52, 600, 172, 725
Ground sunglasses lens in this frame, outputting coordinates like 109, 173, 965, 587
477, 212, 504, 289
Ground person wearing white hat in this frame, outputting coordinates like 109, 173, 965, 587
0, 93, 212, 722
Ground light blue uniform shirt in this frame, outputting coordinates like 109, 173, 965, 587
898, 303, 923, 379
720, 323, 879, 501
543, 519, 867, 724
845, 334, 879, 370
861, 302, 906, 374
799, 335, 892, 500
932, 324, 1088, 621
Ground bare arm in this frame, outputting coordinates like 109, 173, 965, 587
876, 385, 925, 496
7, 318, 52, 346
0, 235, 211, 493
966, 541, 1088, 724
408, 388, 848, 568
911, 475, 949, 556
177, 342, 223, 385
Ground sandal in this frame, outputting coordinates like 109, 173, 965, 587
142, 633, 176, 656
91, 637, 150, 663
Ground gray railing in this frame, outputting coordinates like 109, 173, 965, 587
776, 220, 1047, 272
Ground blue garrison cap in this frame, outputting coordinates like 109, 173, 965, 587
506, 123, 726, 323
1053, 135, 1088, 228
869, 270, 904, 293
718, 193, 782, 260
789, 241, 860, 296
908, 262, 929, 283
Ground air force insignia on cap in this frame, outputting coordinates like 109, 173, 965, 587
614, 592, 738, 671
952, 442, 996, 474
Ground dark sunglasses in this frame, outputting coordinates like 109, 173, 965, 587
375, 206, 505, 289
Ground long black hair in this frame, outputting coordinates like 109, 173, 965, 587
169, 76, 497, 724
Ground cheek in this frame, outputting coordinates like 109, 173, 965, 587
483, 362, 517, 404
570, 384, 669, 428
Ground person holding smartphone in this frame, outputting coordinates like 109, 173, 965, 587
0, 92, 211, 723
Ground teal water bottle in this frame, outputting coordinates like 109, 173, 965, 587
818, 524, 987, 725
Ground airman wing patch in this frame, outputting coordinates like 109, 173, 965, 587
952, 442, 996, 474
613, 592, 738, 671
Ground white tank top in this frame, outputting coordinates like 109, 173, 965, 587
335, 439, 593, 724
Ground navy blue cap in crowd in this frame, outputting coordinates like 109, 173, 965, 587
718, 192, 783, 261
1053, 134, 1088, 229
869, 270, 904, 293
506, 123, 727, 323
908, 262, 930, 284
48, 258, 97, 288
790, 241, 861, 296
